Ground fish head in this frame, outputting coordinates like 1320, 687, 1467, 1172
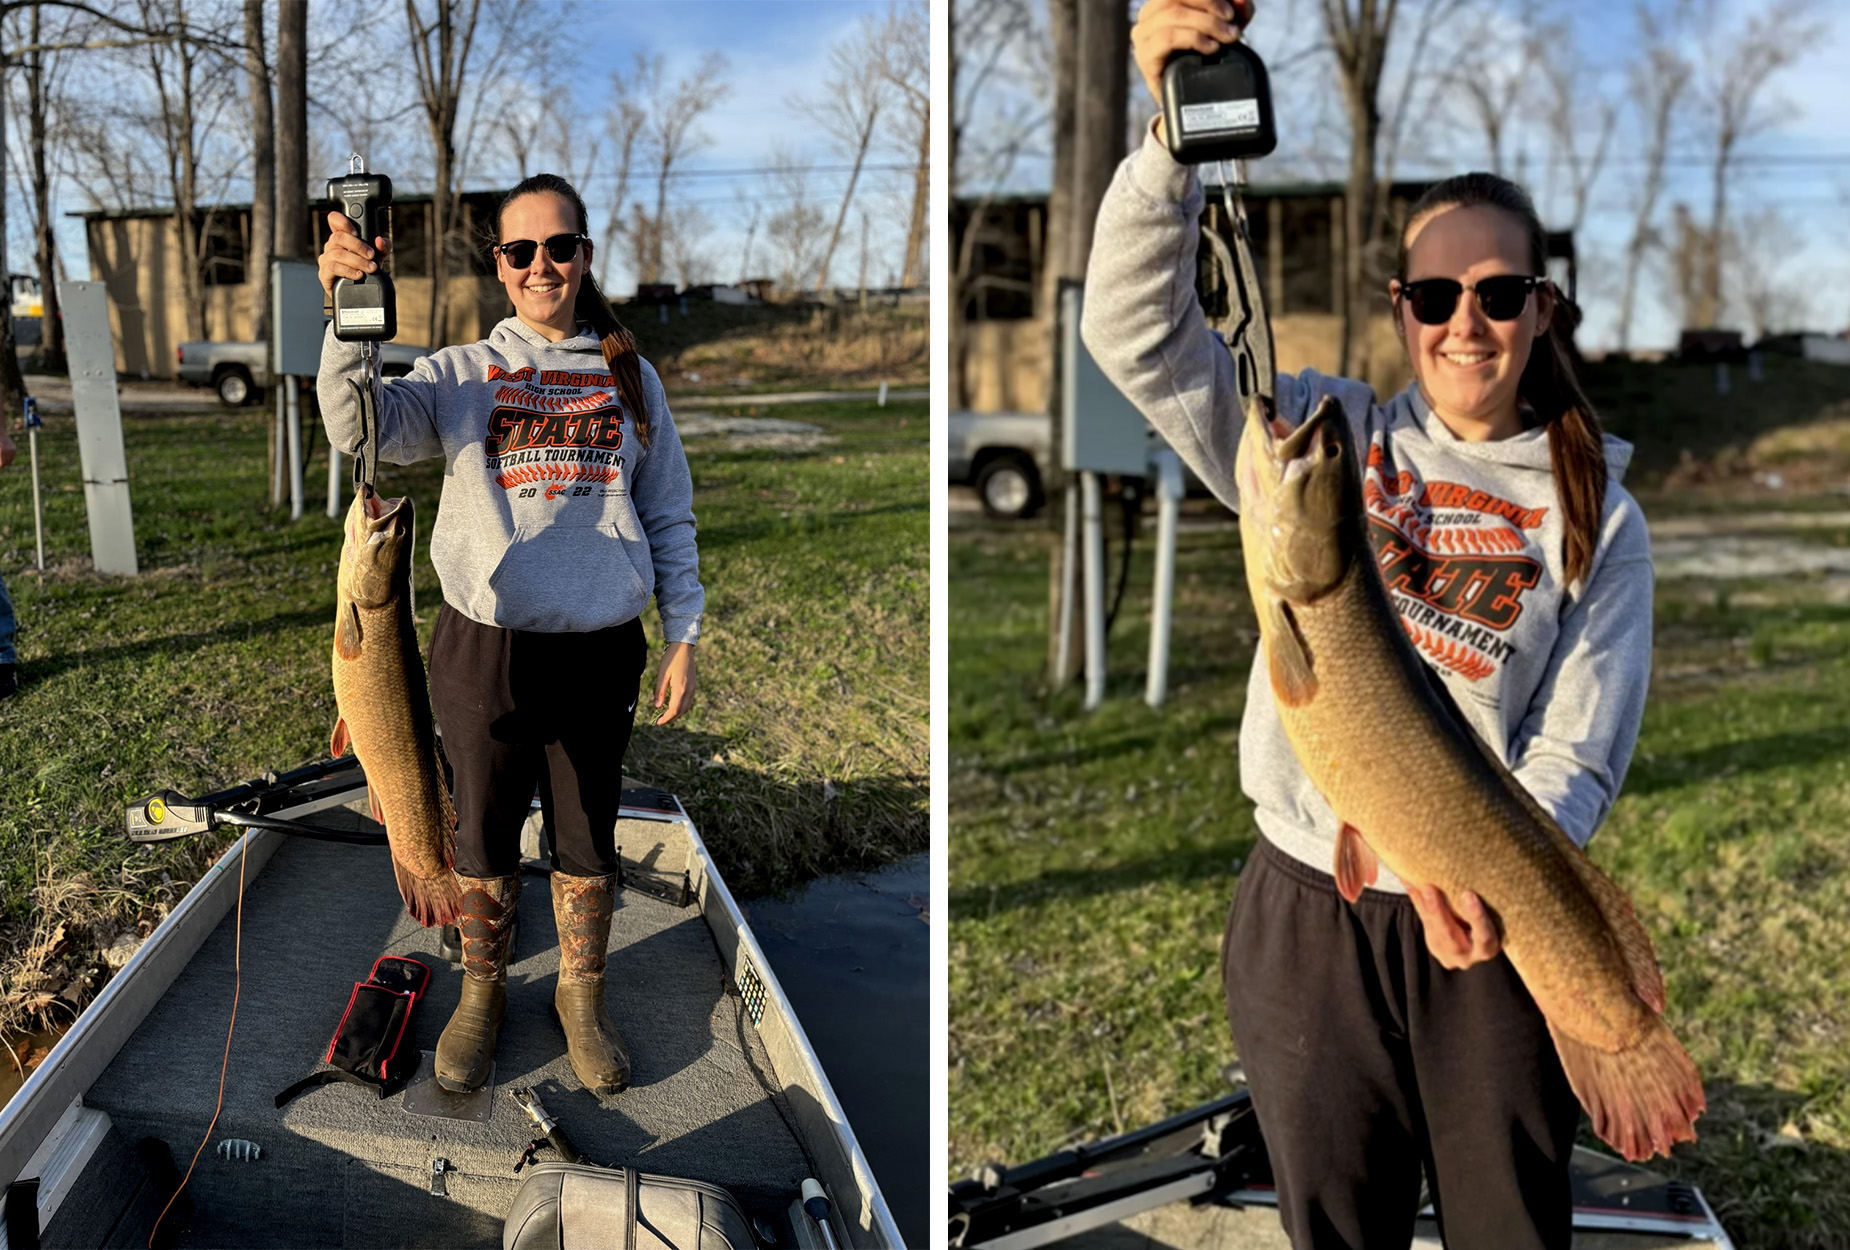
339, 490, 414, 609
1236, 394, 1364, 604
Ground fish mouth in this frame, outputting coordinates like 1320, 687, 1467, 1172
1240, 395, 1358, 603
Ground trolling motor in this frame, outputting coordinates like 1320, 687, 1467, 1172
125, 757, 385, 846
328, 153, 393, 502
1161, 32, 1276, 409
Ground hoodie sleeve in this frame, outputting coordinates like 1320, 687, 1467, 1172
629, 360, 704, 645
1509, 494, 1654, 846
1080, 120, 1252, 512
316, 323, 447, 465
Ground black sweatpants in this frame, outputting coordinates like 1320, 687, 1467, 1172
1221, 836, 1582, 1250
427, 602, 649, 879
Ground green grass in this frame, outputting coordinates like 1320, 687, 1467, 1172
951, 356, 1850, 1249
0, 394, 925, 1035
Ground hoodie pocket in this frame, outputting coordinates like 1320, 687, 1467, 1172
484, 525, 650, 633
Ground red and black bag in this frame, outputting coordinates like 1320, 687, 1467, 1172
275, 955, 430, 1107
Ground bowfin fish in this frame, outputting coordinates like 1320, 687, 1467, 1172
1234, 394, 1703, 1161
331, 489, 463, 928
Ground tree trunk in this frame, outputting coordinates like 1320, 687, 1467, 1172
1700, 134, 1729, 329
275, 0, 307, 258
1339, 80, 1380, 378
245, 0, 274, 344
815, 112, 878, 296
900, 104, 927, 287
28, 4, 64, 373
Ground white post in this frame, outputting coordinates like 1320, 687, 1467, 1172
59, 280, 137, 576
272, 388, 286, 507
1146, 448, 1184, 707
1053, 480, 1079, 687
27, 406, 44, 572
327, 432, 341, 518
1082, 470, 1106, 710
877, 380, 888, 407
286, 374, 303, 521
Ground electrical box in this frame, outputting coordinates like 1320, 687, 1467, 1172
273, 259, 326, 378
1060, 282, 1151, 476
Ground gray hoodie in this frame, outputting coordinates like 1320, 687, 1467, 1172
1082, 126, 1653, 890
318, 317, 703, 642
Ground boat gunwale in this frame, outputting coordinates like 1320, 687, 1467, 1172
0, 779, 903, 1250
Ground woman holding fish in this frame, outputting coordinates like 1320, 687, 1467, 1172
1083, 2, 1702, 1246
315, 173, 702, 1099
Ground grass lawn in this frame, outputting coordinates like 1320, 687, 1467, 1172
950, 356, 1850, 1250
0, 389, 926, 1038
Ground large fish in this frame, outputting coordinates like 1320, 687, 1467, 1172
330, 490, 463, 928
1234, 396, 1704, 1162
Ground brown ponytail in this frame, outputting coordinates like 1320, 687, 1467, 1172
496, 173, 651, 448
1397, 173, 1608, 588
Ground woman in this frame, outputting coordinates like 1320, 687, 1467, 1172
316, 173, 702, 1097
1083, 2, 1654, 1246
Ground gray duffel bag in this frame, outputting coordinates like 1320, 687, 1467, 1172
503, 1161, 757, 1250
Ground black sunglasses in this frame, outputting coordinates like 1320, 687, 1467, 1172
493, 233, 588, 268
1396, 275, 1542, 325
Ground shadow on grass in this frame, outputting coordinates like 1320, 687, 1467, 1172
1625, 727, 1850, 797
25, 607, 332, 683
984, 711, 1244, 778
949, 833, 1256, 918
1665, 1077, 1850, 1250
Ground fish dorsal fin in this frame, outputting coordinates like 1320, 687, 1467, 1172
1333, 822, 1379, 903
330, 717, 350, 758
1261, 598, 1318, 706
336, 601, 363, 660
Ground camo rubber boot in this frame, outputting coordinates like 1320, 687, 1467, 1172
551, 871, 630, 1094
434, 874, 520, 1092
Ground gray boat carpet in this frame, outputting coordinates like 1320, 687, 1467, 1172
65, 813, 810, 1249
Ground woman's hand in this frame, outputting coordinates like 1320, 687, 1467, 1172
652, 641, 697, 726
317, 209, 392, 300
1406, 882, 1502, 970
1132, 0, 1254, 109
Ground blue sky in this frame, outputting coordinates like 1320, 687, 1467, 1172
960, 0, 1849, 352
39, 0, 916, 301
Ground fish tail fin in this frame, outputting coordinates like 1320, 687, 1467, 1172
1547, 1015, 1705, 1162
1564, 848, 1668, 1014
394, 856, 465, 929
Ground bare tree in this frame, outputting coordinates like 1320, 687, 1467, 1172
762, 151, 829, 295
1536, 18, 1615, 238
404, 0, 483, 344
1728, 205, 1809, 340
1324, 0, 1395, 379
243, 0, 271, 342
1615, 1, 1687, 352
598, 81, 644, 279
800, 22, 886, 295
877, 0, 927, 288
636, 51, 727, 285
1450, 8, 1538, 176
1688, 0, 1824, 328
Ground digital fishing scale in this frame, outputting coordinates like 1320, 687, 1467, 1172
1162, 36, 1276, 407
327, 153, 391, 500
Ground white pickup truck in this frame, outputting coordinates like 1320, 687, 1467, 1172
175, 336, 433, 406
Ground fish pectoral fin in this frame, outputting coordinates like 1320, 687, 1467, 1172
1261, 598, 1318, 706
330, 717, 350, 758
335, 601, 364, 660
1333, 822, 1379, 903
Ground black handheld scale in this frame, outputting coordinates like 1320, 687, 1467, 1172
1161, 40, 1277, 165
328, 154, 395, 341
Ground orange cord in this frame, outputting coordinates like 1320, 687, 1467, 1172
148, 835, 247, 1248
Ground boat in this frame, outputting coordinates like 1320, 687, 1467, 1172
949, 1075, 1735, 1250
0, 757, 901, 1248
